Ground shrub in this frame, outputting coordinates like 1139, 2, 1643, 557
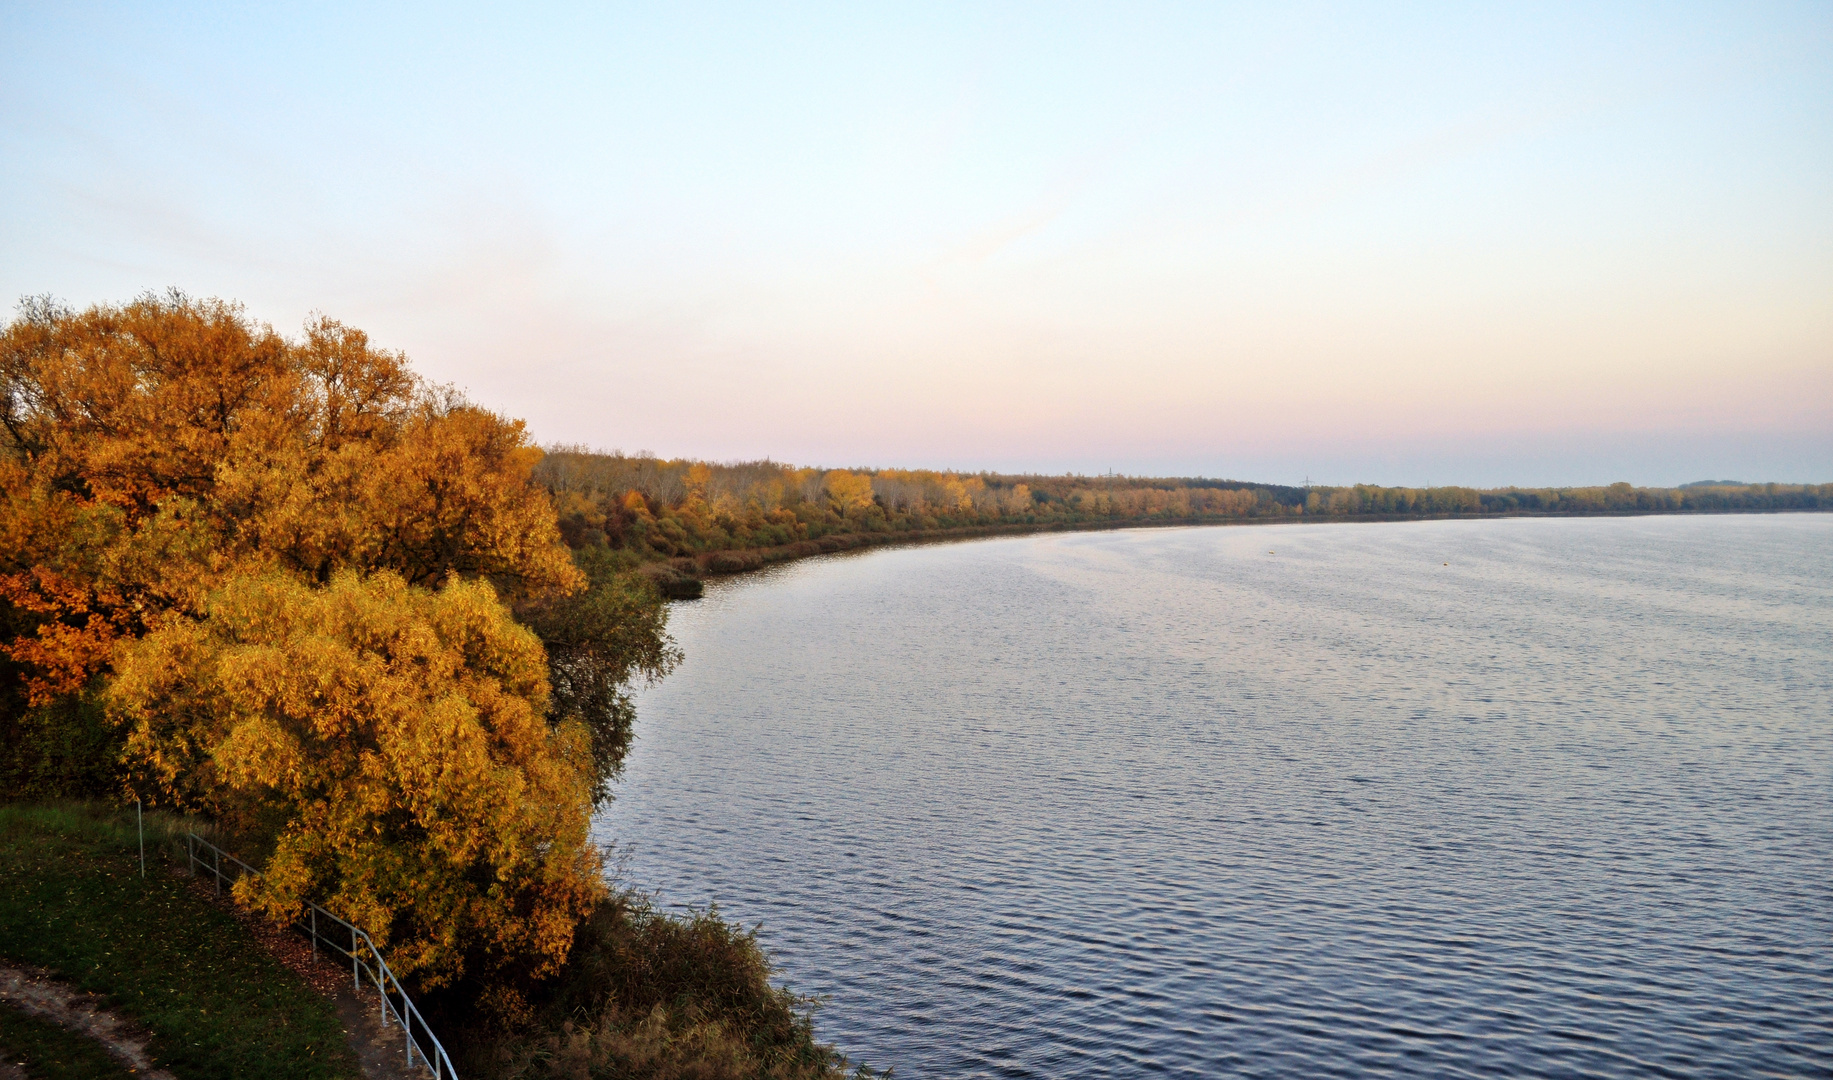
467, 894, 876, 1080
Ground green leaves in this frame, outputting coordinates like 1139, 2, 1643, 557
517, 546, 681, 806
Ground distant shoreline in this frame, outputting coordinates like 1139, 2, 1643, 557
643, 505, 1831, 595
542, 451, 1830, 599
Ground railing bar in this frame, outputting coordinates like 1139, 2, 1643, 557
184, 832, 455, 1076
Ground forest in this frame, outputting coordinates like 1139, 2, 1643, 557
536, 448, 1301, 585
535, 448, 1830, 579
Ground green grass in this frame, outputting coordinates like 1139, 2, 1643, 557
0, 1002, 135, 1079
0, 803, 361, 1080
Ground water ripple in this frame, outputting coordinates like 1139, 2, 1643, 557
598, 516, 1833, 1078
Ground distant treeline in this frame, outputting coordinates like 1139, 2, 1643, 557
535, 449, 1829, 570
1305, 480, 1831, 516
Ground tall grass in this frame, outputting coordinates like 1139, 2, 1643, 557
455, 893, 884, 1079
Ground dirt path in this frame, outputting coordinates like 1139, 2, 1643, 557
0, 957, 427, 1080
0, 961, 175, 1079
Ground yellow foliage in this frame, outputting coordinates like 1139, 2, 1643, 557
621, 489, 654, 520
1, 294, 615, 989
0, 293, 581, 702
821, 470, 875, 516
107, 567, 603, 987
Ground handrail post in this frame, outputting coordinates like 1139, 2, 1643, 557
185, 832, 447, 1078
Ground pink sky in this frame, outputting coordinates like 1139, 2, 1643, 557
4, 3, 1828, 485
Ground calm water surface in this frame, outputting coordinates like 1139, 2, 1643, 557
596, 516, 1833, 1078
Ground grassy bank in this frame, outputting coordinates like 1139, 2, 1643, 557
0, 802, 870, 1080
0, 803, 361, 1080
0, 1004, 135, 1079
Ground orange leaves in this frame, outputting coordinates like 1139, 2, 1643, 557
4, 295, 295, 513
352, 407, 582, 595
2, 293, 617, 988
620, 489, 653, 519
295, 315, 416, 448
0, 293, 581, 695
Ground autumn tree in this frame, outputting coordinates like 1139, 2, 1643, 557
822, 470, 875, 517
107, 569, 601, 989
0, 292, 581, 702
0, 292, 673, 989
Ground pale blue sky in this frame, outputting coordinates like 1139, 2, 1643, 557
3, 2, 1828, 485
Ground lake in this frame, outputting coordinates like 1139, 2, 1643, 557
594, 515, 1832, 1078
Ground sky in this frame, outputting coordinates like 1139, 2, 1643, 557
3, 2, 1829, 487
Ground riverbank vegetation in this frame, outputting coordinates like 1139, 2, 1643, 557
0, 294, 863, 1078
535, 448, 1829, 576
2, 292, 1820, 1077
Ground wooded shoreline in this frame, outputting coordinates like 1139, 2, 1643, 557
633, 504, 1833, 597
2, 295, 1821, 1078
538, 448, 1829, 596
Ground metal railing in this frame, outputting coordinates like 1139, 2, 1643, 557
185, 833, 457, 1080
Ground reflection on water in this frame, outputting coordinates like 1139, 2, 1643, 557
596, 515, 1833, 1078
